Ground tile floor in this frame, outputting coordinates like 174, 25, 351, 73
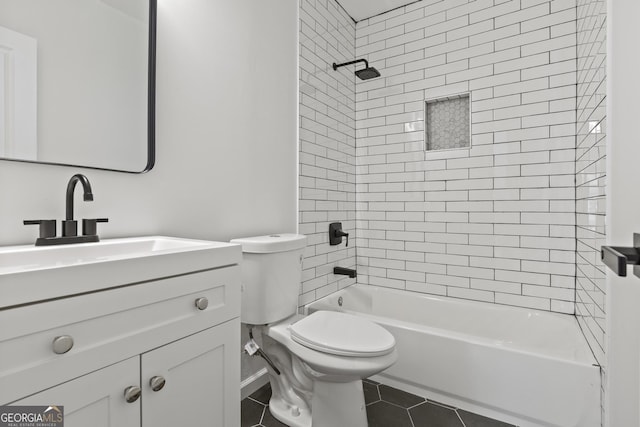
241, 379, 517, 427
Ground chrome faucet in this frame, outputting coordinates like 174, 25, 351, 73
63, 174, 94, 237
24, 173, 108, 246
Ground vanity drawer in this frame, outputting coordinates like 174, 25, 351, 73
0, 265, 239, 404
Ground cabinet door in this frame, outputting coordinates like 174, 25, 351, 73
141, 320, 240, 427
12, 357, 140, 427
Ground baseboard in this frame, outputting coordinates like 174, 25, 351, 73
241, 368, 269, 400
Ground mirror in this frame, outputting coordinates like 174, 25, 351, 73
0, 0, 155, 173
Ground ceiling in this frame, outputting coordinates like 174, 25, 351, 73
337, 0, 418, 22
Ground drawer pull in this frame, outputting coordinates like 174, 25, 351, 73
149, 375, 166, 392
124, 386, 142, 403
52, 335, 74, 354
195, 297, 208, 311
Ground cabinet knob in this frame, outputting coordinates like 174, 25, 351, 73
52, 335, 74, 354
195, 297, 208, 310
149, 376, 166, 392
124, 386, 142, 403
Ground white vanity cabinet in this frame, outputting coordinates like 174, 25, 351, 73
0, 261, 241, 427
14, 357, 141, 427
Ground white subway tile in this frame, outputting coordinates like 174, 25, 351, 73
470, 141, 521, 156
469, 165, 521, 178
447, 201, 495, 212
427, 273, 471, 287
446, 222, 495, 234
522, 260, 575, 276
495, 293, 551, 310
494, 77, 550, 98
423, 232, 469, 244
495, 3, 550, 29
447, 156, 494, 169
521, 7, 576, 33
406, 261, 448, 274
521, 212, 575, 225
470, 23, 520, 47
521, 84, 576, 103
469, 212, 521, 223
495, 269, 551, 286
446, 179, 494, 190
448, 244, 494, 257
446, 64, 495, 84
495, 150, 550, 166
523, 34, 576, 57
469, 234, 520, 247
470, 256, 521, 271
495, 223, 550, 236
471, 278, 522, 294
406, 281, 448, 295
448, 287, 495, 302
470, 70, 521, 91
447, 19, 495, 42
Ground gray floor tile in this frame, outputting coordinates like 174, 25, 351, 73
249, 384, 273, 405
409, 401, 464, 427
363, 380, 381, 404
366, 401, 413, 427
379, 384, 426, 408
261, 407, 289, 427
242, 381, 515, 427
241, 398, 265, 427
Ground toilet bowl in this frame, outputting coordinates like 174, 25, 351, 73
256, 311, 397, 427
231, 233, 397, 426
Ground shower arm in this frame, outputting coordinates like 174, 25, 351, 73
333, 59, 369, 70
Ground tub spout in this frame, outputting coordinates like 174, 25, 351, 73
334, 266, 357, 278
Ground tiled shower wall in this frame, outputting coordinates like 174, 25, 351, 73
575, 0, 606, 393
575, 0, 606, 366
354, 0, 578, 313
298, 0, 357, 307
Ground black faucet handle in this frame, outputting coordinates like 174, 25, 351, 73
337, 230, 349, 247
82, 218, 109, 236
62, 220, 78, 237
329, 222, 349, 247
24, 219, 57, 238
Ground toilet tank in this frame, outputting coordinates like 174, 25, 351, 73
230, 234, 307, 325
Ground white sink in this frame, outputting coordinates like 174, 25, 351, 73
0, 236, 241, 309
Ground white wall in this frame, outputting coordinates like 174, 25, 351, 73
605, 0, 640, 425
0, 0, 298, 246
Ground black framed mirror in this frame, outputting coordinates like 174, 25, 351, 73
0, 0, 156, 173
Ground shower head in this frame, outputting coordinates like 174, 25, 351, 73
355, 67, 381, 80
332, 59, 381, 81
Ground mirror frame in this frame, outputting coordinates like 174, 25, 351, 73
0, 0, 156, 173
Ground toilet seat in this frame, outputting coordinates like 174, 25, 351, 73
289, 311, 395, 357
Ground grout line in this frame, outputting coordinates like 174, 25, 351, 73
456, 408, 468, 427
407, 407, 417, 427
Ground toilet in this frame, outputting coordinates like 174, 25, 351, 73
231, 233, 397, 427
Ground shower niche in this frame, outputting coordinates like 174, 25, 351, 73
425, 93, 471, 152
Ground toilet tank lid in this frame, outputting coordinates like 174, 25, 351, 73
230, 234, 307, 253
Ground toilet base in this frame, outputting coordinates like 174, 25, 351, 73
269, 378, 367, 427
311, 379, 368, 427
269, 395, 311, 427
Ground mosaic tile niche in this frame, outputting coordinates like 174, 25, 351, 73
425, 94, 470, 151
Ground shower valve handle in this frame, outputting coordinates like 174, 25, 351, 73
329, 222, 349, 247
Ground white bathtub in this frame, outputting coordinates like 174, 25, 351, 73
305, 284, 601, 427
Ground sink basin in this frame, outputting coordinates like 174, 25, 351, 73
0, 236, 241, 309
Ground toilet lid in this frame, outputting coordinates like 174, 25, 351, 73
289, 311, 395, 357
